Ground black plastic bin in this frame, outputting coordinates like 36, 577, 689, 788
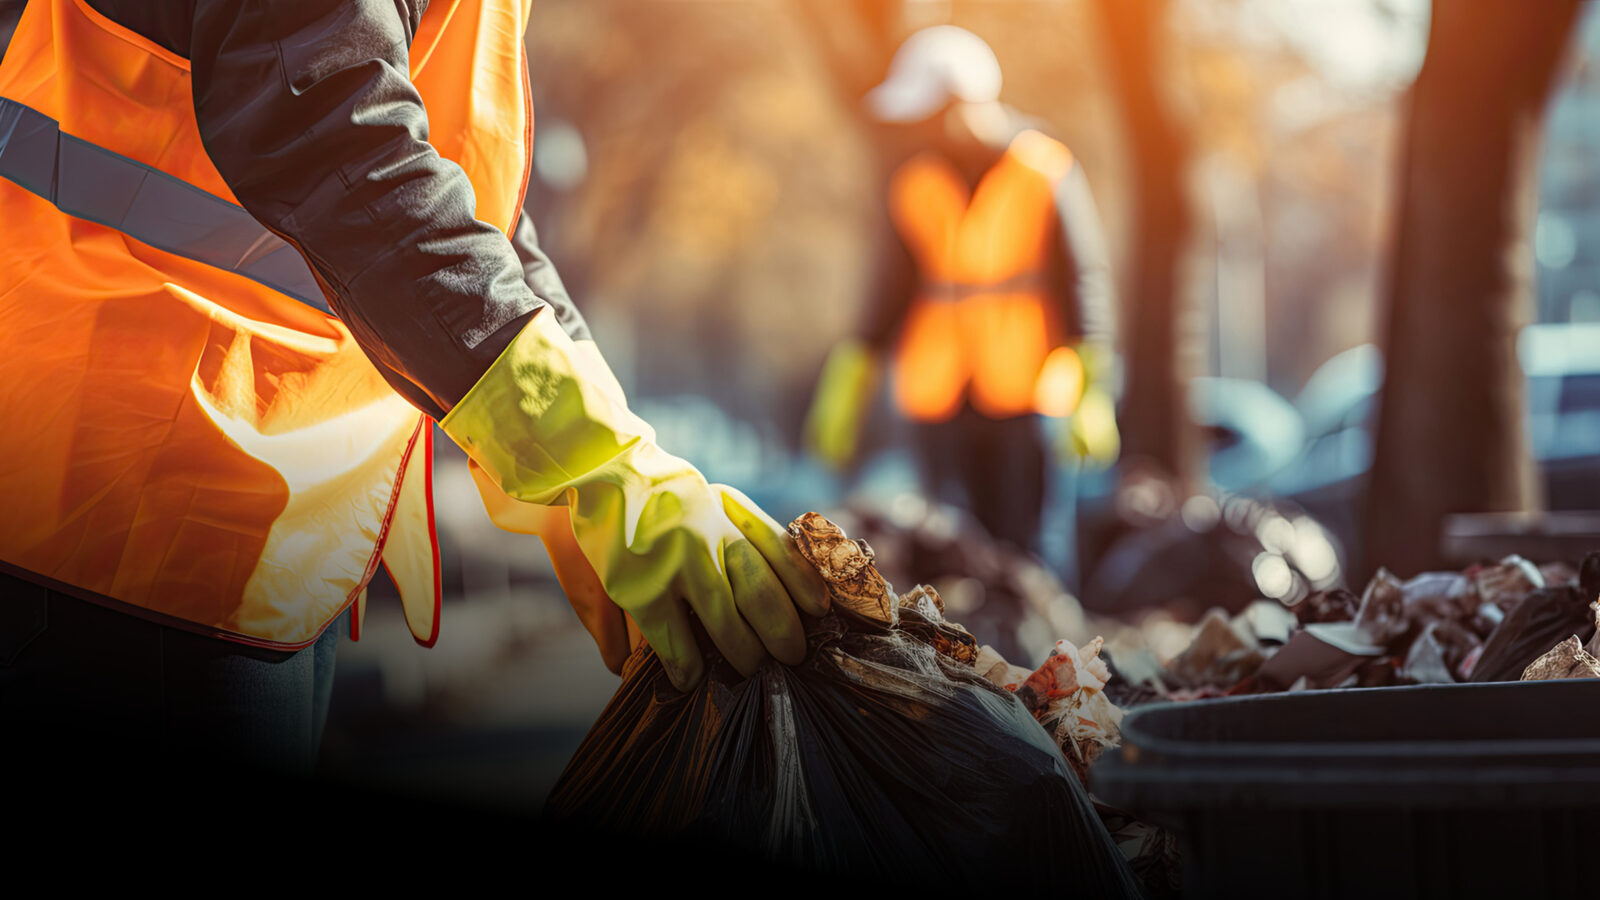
1093, 680, 1600, 899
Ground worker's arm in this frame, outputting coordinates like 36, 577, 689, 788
510, 211, 592, 344
174, 0, 828, 687
1047, 162, 1120, 466
179, 0, 551, 420
1050, 162, 1115, 353
858, 204, 919, 354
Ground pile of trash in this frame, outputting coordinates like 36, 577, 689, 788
1108, 552, 1600, 701
546, 513, 1145, 895
963, 551, 1600, 900
830, 498, 1091, 667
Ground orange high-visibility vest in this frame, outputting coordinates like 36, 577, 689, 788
889, 130, 1080, 423
0, 0, 533, 649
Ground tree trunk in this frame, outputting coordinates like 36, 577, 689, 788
789, 0, 902, 106
1363, 1, 1579, 578
1093, 0, 1201, 497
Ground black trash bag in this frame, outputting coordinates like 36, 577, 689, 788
545, 609, 1144, 895
1470, 553, 1600, 682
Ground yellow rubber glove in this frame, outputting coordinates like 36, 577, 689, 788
1064, 385, 1121, 469
1035, 343, 1120, 469
1032, 346, 1088, 418
802, 339, 882, 471
442, 310, 831, 690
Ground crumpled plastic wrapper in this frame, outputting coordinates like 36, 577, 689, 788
1472, 554, 1545, 613
1542, 560, 1581, 588
1400, 571, 1480, 626
789, 512, 978, 666
896, 584, 980, 667
1353, 568, 1409, 649
975, 644, 1033, 689
1393, 619, 1481, 683
1163, 609, 1268, 689
790, 511, 898, 625
1249, 623, 1378, 692
1400, 623, 1457, 684
1292, 587, 1359, 625
1354, 568, 1496, 664
1520, 635, 1600, 681
989, 637, 1127, 783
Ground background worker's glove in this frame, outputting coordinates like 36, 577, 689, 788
442, 310, 831, 690
802, 339, 882, 471
1033, 343, 1121, 469
1062, 385, 1121, 469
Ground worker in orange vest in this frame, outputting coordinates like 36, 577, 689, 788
806, 26, 1120, 556
0, 0, 827, 770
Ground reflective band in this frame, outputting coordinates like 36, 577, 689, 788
0, 97, 332, 315
921, 271, 1051, 301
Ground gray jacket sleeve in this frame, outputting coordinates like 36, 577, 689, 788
185, 0, 557, 420
858, 204, 918, 355
1049, 163, 1116, 353
510, 212, 590, 343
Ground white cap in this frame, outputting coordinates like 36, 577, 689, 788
864, 26, 1002, 123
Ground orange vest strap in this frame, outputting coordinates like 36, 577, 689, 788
0, 97, 331, 314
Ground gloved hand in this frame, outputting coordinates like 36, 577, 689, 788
1033, 343, 1120, 469
1062, 385, 1121, 469
442, 309, 831, 690
802, 339, 882, 471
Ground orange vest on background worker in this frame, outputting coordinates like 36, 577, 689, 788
0, 0, 533, 649
888, 129, 1083, 424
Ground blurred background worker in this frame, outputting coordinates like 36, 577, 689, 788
805, 25, 1120, 560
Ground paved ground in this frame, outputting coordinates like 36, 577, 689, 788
320, 590, 619, 814
318, 452, 623, 815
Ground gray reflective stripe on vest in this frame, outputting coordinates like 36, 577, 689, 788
0, 97, 332, 315
921, 270, 1051, 301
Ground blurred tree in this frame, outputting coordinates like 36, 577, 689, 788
524, 0, 876, 434
791, 0, 901, 104
1364, 0, 1581, 577
1093, 0, 1203, 497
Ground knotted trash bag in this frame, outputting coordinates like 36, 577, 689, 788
545, 514, 1144, 895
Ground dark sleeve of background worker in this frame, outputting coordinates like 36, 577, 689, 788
1049, 162, 1116, 358
857, 205, 918, 354
81, 0, 588, 422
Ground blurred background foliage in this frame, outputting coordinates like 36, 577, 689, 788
522, 0, 1435, 422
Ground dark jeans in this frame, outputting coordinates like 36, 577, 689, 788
0, 571, 343, 775
912, 407, 1048, 552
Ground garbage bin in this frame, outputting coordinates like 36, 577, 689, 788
1092, 680, 1600, 899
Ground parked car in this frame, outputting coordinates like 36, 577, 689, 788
1078, 324, 1600, 617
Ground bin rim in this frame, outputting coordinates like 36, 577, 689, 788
1116, 680, 1600, 767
